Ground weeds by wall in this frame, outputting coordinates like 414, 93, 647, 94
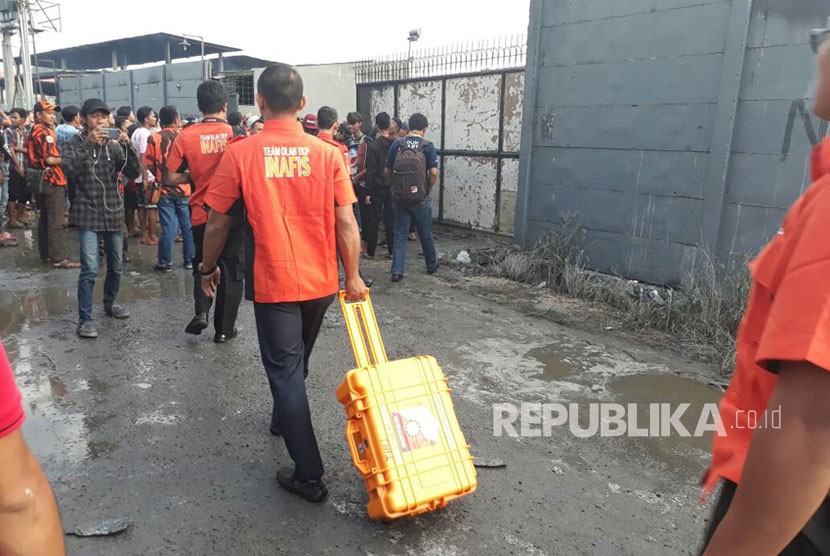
490, 218, 752, 376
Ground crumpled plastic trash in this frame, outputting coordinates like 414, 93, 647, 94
67, 518, 131, 537
456, 250, 472, 264
473, 458, 506, 469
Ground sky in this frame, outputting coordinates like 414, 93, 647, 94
29, 0, 532, 66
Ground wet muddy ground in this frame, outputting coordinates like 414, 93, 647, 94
1, 226, 721, 555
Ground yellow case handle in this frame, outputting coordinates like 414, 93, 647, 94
339, 290, 388, 367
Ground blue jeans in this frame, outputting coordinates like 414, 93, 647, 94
391, 199, 437, 276
78, 229, 123, 323
157, 195, 195, 267
0, 164, 8, 232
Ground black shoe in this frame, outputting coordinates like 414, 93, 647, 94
104, 304, 130, 319
269, 424, 282, 437
363, 277, 374, 288
153, 264, 173, 273
276, 467, 328, 503
214, 328, 239, 344
427, 264, 439, 275
185, 313, 208, 335
123, 253, 132, 263
391, 274, 403, 282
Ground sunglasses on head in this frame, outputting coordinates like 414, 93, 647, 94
811, 18, 830, 53
811, 28, 830, 53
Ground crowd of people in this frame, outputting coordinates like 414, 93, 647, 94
0, 78, 443, 340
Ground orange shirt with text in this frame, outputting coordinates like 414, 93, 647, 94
204, 120, 356, 303
166, 119, 231, 226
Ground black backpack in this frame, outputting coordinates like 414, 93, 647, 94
391, 140, 431, 204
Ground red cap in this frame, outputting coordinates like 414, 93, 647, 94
302, 114, 318, 130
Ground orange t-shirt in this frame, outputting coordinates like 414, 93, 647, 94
165, 118, 231, 226
704, 172, 830, 494
204, 119, 356, 304
29, 123, 67, 186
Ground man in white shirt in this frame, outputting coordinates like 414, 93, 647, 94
131, 106, 159, 245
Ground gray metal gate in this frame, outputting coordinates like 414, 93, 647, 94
355, 38, 526, 234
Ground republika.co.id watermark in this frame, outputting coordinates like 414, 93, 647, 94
493, 403, 781, 438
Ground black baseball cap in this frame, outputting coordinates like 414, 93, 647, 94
80, 98, 110, 117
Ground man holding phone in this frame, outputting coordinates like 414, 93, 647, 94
62, 98, 141, 339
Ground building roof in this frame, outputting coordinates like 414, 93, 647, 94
36, 33, 241, 71
214, 55, 278, 73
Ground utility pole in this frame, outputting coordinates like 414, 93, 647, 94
17, 0, 32, 107
0, 0, 19, 106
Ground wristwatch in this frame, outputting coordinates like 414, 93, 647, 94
198, 262, 218, 275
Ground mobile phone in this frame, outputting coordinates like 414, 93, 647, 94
100, 127, 120, 140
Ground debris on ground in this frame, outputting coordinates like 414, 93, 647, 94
67, 518, 131, 537
473, 457, 507, 469
456, 250, 472, 264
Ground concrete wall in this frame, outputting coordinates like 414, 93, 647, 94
57, 61, 207, 118
358, 70, 524, 234
297, 62, 358, 122
518, 0, 830, 284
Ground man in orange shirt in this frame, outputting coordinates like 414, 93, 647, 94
201, 64, 366, 502
699, 34, 830, 555
167, 81, 243, 343
29, 100, 79, 269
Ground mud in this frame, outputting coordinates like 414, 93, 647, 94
0, 227, 721, 555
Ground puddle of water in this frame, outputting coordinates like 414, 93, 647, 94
0, 261, 192, 335
526, 345, 575, 380
526, 342, 611, 381
10, 341, 119, 465
606, 374, 721, 477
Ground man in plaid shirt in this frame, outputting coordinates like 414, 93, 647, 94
62, 98, 141, 339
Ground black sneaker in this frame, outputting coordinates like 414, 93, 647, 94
185, 313, 208, 335
76, 322, 98, 339
276, 467, 328, 503
104, 305, 130, 319
153, 264, 173, 273
391, 274, 403, 282
427, 264, 439, 275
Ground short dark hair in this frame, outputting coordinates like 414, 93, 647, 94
374, 112, 390, 131
317, 106, 338, 131
408, 113, 428, 131
227, 111, 243, 126
61, 106, 79, 123
116, 106, 133, 118
197, 80, 228, 115
9, 108, 27, 119
392, 117, 403, 130
137, 106, 154, 125
346, 112, 363, 125
115, 116, 131, 131
257, 64, 303, 114
159, 105, 178, 127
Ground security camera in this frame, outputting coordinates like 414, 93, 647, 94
408, 29, 421, 42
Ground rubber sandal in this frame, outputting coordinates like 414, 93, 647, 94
52, 259, 81, 269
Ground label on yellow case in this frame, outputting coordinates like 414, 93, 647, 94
392, 406, 440, 453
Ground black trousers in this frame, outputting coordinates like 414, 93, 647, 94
254, 294, 335, 482
37, 184, 66, 262
364, 187, 394, 257
192, 223, 244, 335
701, 480, 829, 555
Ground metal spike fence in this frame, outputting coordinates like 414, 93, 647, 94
355, 34, 527, 84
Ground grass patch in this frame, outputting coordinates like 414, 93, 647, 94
489, 218, 752, 376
